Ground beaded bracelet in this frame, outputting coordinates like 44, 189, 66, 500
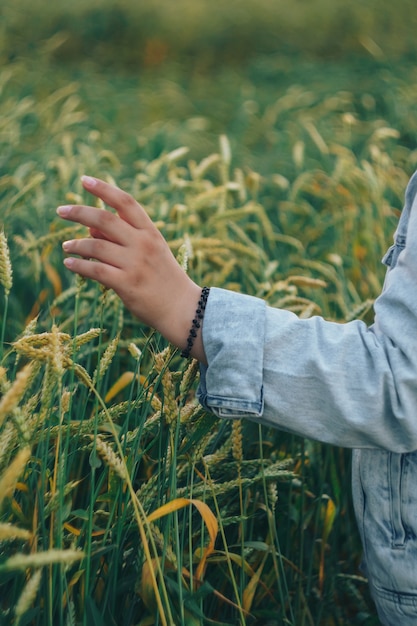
181, 286, 210, 358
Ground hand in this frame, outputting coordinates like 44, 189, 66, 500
57, 176, 206, 363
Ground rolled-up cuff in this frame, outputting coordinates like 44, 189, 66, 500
197, 287, 265, 419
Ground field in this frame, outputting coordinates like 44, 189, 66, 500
1, 1, 417, 624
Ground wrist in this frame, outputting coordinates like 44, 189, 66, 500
180, 287, 210, 359
157, 279, 208, 365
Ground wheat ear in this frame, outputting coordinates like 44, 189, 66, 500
0, 229, 13, 296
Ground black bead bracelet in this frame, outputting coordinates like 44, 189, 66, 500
181, 286, 210, 358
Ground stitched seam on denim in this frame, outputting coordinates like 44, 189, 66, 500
389, 452, 407, 549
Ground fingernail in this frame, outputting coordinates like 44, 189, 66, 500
57, 205, 72, 216
62, 240, 72, 251
81, 175, 97, 188
64, 257, 75, 268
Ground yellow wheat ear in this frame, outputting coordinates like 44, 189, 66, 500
0, 523, 32, 542
0, 229, 13, 296
14, 569, 42, 626
0, 549, 84, 573
0, 447, 31, 509
0, 364, 34, 430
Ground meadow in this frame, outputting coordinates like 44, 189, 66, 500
1, 1, 417, 624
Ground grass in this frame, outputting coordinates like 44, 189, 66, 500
2, 1, 417, 624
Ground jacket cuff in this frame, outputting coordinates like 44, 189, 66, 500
197, 287, 265, 418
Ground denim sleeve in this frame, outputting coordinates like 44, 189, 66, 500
197, 173, 417, 452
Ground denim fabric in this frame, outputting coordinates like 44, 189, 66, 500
198, 171, 417, 625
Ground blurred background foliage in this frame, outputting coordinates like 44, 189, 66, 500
2, 0, 417, 68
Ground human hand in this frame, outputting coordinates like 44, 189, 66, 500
57, 176, 206, 362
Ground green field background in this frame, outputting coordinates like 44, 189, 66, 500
1, 1, 417, 624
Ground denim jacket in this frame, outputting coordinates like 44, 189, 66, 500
198, 171, 417, 625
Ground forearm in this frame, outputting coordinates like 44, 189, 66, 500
157, 278, 208, 364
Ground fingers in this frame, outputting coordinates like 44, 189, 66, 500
57, 204, 130, 245
81, 176, 153, 229
57, 177, 157, 294
62, 237, 123, 268
63, 255, 123, 291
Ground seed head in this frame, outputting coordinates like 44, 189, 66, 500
14, 569, 42, 626
0, 230, 13, 295
0, 447, 31, 509
0, 364, 34, 429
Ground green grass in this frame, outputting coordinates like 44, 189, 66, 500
2, 2, 417, 624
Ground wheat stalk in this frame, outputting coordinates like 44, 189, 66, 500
14, 569, 42, 626
94, 436, 127, 480
66, 600, 76, 626
185, 428, 213, 466
179, 358, 199, 403
154, 351, 178, 425
0, 447, 31, 508
177, 477, 254, 499
93, 333, 119, 385
0, 365, 8, 390
19, 316, 39, 339
0, 364, 34, 429
231, 419, 243, 466
267, 482, 279, 514
0, 229, 13, 296
15, 225, 83, 254
0, 523, 32, 541
179, 400, 201, 425
60, 389, 71, 419
128, 342, 142, 360
150, 523, 178, 569
0, 422, 16, 470
39, 362, 59, 419
11, 406, 33, 443
44, 480, 81, 517
204, 436, 232, 467
50, 324, 65, 376
0, 549, 84, 572
73, 327, 102, 349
